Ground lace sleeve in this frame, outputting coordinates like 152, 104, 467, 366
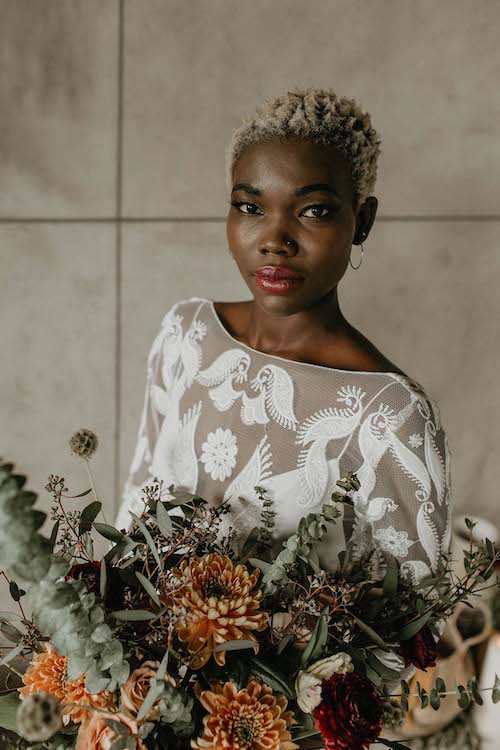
114, 320, 167, 533
368, 394, 454, 584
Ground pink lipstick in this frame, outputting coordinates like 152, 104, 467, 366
254, 266, 304, 295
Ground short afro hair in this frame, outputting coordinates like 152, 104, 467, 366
225, 86, 382, 209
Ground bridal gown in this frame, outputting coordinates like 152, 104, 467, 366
115, 296, 456, 749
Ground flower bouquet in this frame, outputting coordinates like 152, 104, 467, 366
0, 429, 499, 750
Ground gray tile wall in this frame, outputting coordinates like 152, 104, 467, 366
1, 1, 499, 612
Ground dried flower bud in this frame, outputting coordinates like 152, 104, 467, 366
69, 428, 98, 459
16, 690, 64, 742
382, 697, 406, 730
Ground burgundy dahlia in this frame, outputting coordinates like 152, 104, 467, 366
399, 623, 437, 671
66, 560, 102, 595
312, 672, 383, 750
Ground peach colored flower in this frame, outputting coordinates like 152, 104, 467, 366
75, 710, 146, 750
18, 642, 116, 725
171, 553, 269, 669
120, 660, 177, 721
191, 677, 299, 750
64, 673, 117, 725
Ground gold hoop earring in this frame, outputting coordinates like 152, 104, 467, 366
349, 241, 364, 270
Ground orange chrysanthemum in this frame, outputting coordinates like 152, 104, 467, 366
18, 642, 117, 724
191, 677, 299, 750
171, 553, 269, 669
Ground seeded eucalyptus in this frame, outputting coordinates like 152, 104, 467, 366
0, 459, 129, 695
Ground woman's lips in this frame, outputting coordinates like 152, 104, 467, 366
254, 274, 304, 295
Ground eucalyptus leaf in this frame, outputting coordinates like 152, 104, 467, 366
399, 612, 432, 641
136, 571, 161, 607
0, 690, 21, 733
100, 558, 107, 599
382, 555, 399, 600
435, 677, 446, 694
166, 486, 204, 505
67, 488, 93, 499
241, 527, 260, 557
155, 648, 170, 681
430, 688, 441, 710
299, 607, 329, 667
457, 686, 471, 710
492, 674, 500, 703
136, 681, 165, 723
276, 633, 293, 655
50, 586, 80, 609
110, 659, 130, 684
155, 501, 173, 538
129, 512, 162, 571
0, 642, 24, 665
80, 500, 102, 533
94, 522, 128, 543
49, 519, 60, 552
292, 728, 322, 741
111, 609, 157, 621
248, 558, 272, 572
249, 657, 294, 699
213, 639, 256, 652
0, 622, 23, 643
351, 614, 388, 649
365, 650, 401, 681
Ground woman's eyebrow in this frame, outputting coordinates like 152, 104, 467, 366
231, 182, 339, 197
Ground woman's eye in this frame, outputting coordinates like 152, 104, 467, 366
229, 201, 333, 218
301, 204, 332, 218
230, 200, 261, 215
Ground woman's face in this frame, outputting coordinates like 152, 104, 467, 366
226, 138, 377, 315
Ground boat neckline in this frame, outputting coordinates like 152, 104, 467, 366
205, 298, 414, 381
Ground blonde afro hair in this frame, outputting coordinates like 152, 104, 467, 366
225, 86, 382, 209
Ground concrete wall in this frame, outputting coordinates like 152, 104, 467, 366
1, 0, 499, 612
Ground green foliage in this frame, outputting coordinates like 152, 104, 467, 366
299, 606, 330, 668
260, 473, 359, 594
0, 691, 22, 734
249, 657, 295, 699
0, 460, 130, 695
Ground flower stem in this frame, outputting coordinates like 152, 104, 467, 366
84, 458, 108, 524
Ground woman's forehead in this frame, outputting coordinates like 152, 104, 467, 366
233, 140, 354, 195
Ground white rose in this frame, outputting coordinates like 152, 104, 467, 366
295, 653, 354, 713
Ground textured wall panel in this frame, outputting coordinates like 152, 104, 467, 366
0, 0, 118, 217
0, 224, 116, 553
123, 0, 500, 217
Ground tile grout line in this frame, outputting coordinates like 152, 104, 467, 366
1, 216, 500, 223
114, 0, 125, 521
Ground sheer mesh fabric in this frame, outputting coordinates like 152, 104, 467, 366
116, 296, 453, 591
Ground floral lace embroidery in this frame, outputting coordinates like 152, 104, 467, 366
116, 297, 453, 585
200, 427, 238, 481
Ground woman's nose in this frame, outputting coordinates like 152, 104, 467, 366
259, 232, 297, 255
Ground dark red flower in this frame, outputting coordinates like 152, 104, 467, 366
66, 561, 102, 595
312, 672, 383, 750
399, 623, 437, 671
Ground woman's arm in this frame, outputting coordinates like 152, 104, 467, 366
367, 394, 452, 589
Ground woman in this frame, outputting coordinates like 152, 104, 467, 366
116, 88, 468, 748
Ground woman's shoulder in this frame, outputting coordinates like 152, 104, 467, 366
157, 296, 210, 328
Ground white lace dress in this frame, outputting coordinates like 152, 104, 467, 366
115, 296, 459, 749
116, 295, 452, 582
